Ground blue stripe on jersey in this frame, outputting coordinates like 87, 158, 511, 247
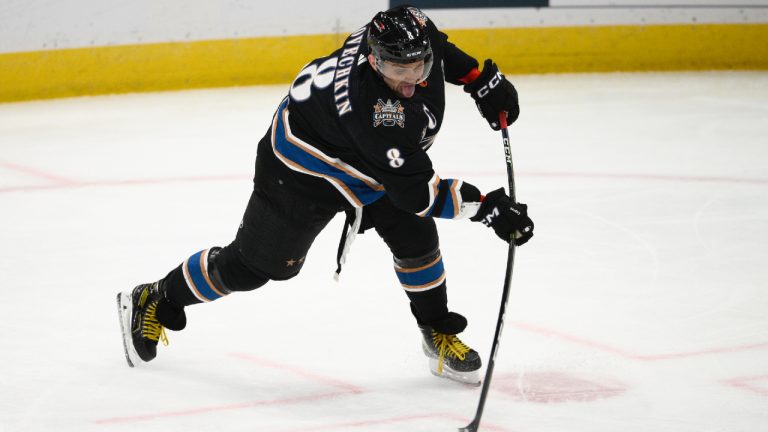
273, 99, 385, 206
395, 256, 446, 290
186, 250, 222, 301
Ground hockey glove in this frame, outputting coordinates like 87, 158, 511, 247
470, 188, 533, 245
464, 59, 520, 130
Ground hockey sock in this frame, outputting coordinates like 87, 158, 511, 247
407, 283, 449, 325
163, 248, 232, 308
394, 249, 466, 333
407, 286, 467, 334
155, 293, 187, 331
394, 248, 445, 293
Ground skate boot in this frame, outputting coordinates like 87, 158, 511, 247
420, 325, 482, 386
116, 281, 185, 367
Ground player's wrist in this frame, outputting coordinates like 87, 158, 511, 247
458, 67, 481, 85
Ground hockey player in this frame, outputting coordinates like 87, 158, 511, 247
117, 5, 533, 385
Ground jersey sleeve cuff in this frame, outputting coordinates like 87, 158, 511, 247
457, 68, 481, 85
456, 182, 482, 219
417, 179, 483, 219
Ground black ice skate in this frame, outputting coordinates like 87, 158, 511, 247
420, 325, 482, 386
117, 282, 172, 367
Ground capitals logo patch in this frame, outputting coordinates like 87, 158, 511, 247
373, 99, 405, 128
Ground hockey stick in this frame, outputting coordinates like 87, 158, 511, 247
459, 112, 516, 432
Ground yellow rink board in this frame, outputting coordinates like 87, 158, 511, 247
1, 24, 767, 103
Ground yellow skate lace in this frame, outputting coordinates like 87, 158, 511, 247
143, 301, 169, 346
432, 331, 470, 374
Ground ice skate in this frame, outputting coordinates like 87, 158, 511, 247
116, 282, 171, 367
420, 325, 482, 386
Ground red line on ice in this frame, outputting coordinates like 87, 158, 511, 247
93, 354, 364, 424
635, 343, 768, 360
0, 159, 78, 184
3, 170, 768, 194
722, 375, 768, 396
0, 174, 249, 193
511, 321, 768, 361
229, 352, 364, 394
93, 391, 353, 424
446, 170, 768, 185
277, 413, 511, 432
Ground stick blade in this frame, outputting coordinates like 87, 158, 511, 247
458, 419, 478, 432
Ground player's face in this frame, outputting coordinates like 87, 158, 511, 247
369, 55, 425, 98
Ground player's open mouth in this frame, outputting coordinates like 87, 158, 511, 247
399, 83, 416, 98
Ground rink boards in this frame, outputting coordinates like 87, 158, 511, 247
1, 1, 767, 102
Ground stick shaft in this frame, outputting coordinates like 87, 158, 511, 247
460, 113, 516, 432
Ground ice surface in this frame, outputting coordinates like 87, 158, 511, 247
1, 71, 767, 432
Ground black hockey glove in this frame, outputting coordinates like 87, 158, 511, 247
470, 188, 533, 245
464, 59, 520, 130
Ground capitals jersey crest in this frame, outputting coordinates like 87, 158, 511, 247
373, 99, 406, 128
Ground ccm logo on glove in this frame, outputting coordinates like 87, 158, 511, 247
464, 59, 520, 130
470, 188, 534, 246
476, 71, 504, 98
480, 207, 500, 226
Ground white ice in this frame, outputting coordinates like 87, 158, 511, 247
1, 71, 767, 432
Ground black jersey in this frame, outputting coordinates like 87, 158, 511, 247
257, 19, 482, 219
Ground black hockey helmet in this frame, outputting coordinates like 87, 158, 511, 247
368, 5, 433, 82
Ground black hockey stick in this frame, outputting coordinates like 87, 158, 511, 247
459, 112, 517, 432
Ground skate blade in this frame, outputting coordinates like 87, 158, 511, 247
116, 291, 140, 368
428, 358, 481, 386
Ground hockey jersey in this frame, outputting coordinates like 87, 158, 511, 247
257, 19, 483, 219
